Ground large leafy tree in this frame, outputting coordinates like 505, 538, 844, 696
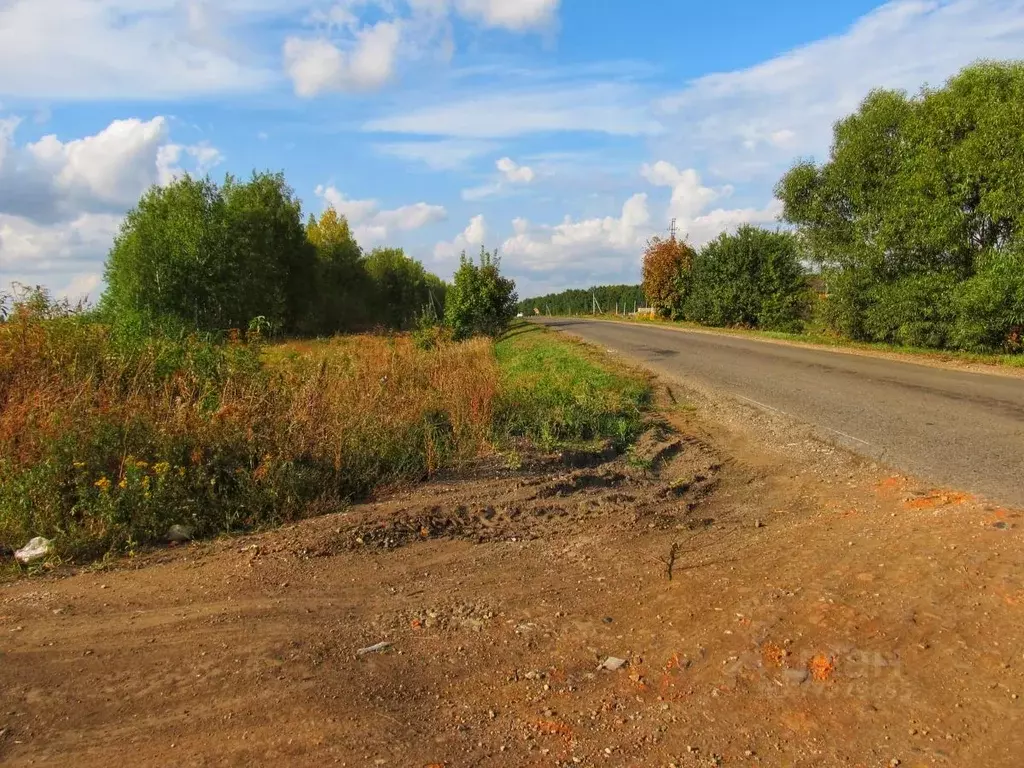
305, 208, 371, 333
444, 248, 517, 340
642, 235, 695, 318
775, 61, 1024, 349
103, 172, 314, 334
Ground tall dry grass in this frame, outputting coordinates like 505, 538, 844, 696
0, 296, 498, 561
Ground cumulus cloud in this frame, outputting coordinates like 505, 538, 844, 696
1, 115, 222, 296
0, 117, 221, 224
500, 193, 651, 273
284, 21, 402, 97
433, 214, 488, 262
494, 160, 785, 289
656, 0, 1024, 181
497, 157, 535, 184
641, 160, 781, 246
315, 184, 447, 245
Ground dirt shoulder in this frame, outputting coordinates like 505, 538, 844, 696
3, 385, 1024, 767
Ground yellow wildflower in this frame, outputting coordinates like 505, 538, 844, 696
141, 476, 151, 491
135, 460, 149, 470
154, 461, 171, 476
177, 466, 187, 478
94, 476, 111, 492
118, 478, 128, 489
73, 461, 86, 470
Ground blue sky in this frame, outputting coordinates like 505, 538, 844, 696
2, 0, 1023, 302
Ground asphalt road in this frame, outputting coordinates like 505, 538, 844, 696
534, 318, 1024, 507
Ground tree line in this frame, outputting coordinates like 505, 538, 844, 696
518, 285, 647, 316
97, 173, 516, 341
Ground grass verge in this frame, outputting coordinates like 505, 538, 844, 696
494, 323, 651, 451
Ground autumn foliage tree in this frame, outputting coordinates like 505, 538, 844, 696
641, 235, 696, 318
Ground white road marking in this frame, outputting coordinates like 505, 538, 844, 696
735, 395, 873, 447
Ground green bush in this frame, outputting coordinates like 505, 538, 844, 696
817, 268, 873, 340
445, 248, 518, 340
685, 226, 809, 331
863, 272, 959, 348
952, 249, 1024, 352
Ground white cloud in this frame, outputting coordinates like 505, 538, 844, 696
1, 115, 222, 295
494, 160, 785, 289
641, 160, 780, 246
284, 21, 402, 97
0, 212, 122, 272
0, 0, 279, 100
453, 0, 560, 30
461, 156, 537, 200
641, 161, 723, 222
364, 82, 663, 138
500, 193, 651, 273
315, 184, 447, 245
657, 0, 1024, 180
373, 139, 499, 170
285, 0, 561, 97
433, 213, 488, 262
497, 157, 535, 184
0, 116, 221, 224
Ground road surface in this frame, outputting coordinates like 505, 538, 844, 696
535, 318, 1024, 506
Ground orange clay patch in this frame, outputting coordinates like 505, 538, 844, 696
809, 654, 836, 682
904, 491, 972, 510
877, 476, 904, 494
535, 720, 574, 740
762, 642, 786, 667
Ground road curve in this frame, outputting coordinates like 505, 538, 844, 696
534, 318, 1024, 507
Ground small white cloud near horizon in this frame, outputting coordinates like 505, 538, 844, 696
316, 184, 447, 245
433, 213, 488, 262
642, 160, 781, 246
497, 157, 535, 184
500, 193, 651, 273
462, 156, 536, 201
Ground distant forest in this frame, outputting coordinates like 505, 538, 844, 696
518, 285, 647, 316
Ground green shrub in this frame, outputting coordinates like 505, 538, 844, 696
952, 248, 1024, 352
863, 272, 959, 348
445, 248, 518, 340
817, 268, 873, 340
685, 226, 809, 331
